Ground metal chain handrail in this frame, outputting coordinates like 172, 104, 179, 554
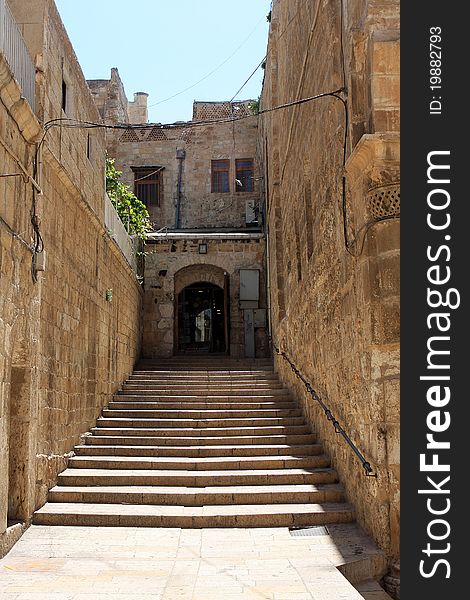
269, 336, 376, 477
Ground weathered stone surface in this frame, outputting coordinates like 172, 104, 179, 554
259, 0, 400, 570
0, 1, 142, 555
143, 236, 267, 358
90, 70, 268, 359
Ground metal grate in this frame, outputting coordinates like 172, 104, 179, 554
179, 128, 194, 144
193, 100, 255, 122
289, 525, 330, 537
147, 127, 168, 141
119, 129, 140, 142
0, 0, 36, 110
367, 184, 400, 219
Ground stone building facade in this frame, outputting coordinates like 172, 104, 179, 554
89, 73, 268, 358
259, 0, 400, 573
0, 0, 142, 555
2, 0, 400, 588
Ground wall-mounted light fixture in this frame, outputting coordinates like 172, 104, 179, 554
105, 289, 113, 302
198, 243, 208, 254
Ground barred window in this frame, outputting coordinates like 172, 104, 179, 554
211, 159, 230, 193
236, 159, 254, 192
132, 167, 162, 207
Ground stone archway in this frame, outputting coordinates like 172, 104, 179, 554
174, 265, 230, 355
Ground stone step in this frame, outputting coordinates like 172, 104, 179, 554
95, 416, 306, 428
137, 359, 273, 364
107, 400, 298, 410
101, 408, 302, 419
355, 579, 396, 600
57, 467, 339, 487
33, 502, 354, 528
48, 483, 345, 505
116, 389, 290, 397
67, 454, 330, 471
136, 360, 273, 365
128, 375, 279, 382
90, 425, 312, 438
134, 364, 274, 377
75, 443, 322, 457
113, 394, 293, 404
85, 433, 316, 446
124, 380, 283, 387
120, 388, 289, 395
122, 385, 285, 393
35, 363, 356, 534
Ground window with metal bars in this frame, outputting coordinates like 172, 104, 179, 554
235, 159, 254, 192
211, 159, 230, 193
132, 167, 162, 207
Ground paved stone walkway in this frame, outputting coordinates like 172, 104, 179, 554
0, 524, 389, 600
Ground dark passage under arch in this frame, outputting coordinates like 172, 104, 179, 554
177, 282, 227, 353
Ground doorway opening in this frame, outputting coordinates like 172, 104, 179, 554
177, 282, 227, 353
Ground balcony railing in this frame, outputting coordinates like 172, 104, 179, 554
0, 0, 35, 110
104, 193, 140, 274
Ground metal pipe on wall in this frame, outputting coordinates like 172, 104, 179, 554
175, 148, 185, 228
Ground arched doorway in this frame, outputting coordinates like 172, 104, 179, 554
177, 282, 227, 353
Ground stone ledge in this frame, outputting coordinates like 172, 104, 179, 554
345, 133, 400, 232
345, 133, 400, 189
0, 521, 27, 559
147, 231, 265, 241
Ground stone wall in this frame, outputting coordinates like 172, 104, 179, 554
34, 152, 143, 507
87, 68, 130, 125
143, 236, 267, 358
259, 0, 399, 565
106, 114, 260, 231
1, 0, 142, 556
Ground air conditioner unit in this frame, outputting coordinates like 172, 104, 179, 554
245, 200, 259, 225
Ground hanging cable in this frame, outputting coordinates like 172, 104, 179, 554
229, 57, 266, 103
30, 140, 44, 283
229, 0, 307, 102
148, 12, 268, 108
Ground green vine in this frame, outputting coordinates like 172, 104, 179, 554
249, 97, 260, 115
106, 157, 152, 239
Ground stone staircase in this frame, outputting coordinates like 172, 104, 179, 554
33, 358, 355, 528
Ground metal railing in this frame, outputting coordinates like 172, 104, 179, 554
104, 193, 140, 273
269, 336, 376, 477
0, 0, 35, 110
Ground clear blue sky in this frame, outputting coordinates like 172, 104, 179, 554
55, 0, 271, 124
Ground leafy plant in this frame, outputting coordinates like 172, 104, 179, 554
106, 157, 152, 239
249, 98, 260, 115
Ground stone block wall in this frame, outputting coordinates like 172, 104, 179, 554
143, 236, 268, 358
259, 0, 399, 564
106, 114, 260, 231
1, 1, 142, 556
10, 0, 106, 218
34, 154, 143, 506
1, 40, 43, 553
87, 68, 130, 125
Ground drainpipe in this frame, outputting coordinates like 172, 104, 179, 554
175, 149, 185, 229
264, 136, 273, 344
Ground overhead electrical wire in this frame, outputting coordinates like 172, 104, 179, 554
147, 11, 268, 108
229, 57, 266, 103
40, 88, 346, 138
229, 0, 306, 102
